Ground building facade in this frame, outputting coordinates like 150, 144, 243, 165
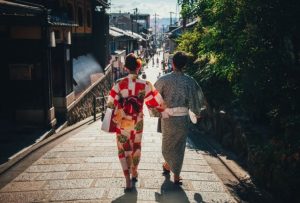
0, 0, 109, 127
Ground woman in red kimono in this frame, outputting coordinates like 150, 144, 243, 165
107, 53, 165, 191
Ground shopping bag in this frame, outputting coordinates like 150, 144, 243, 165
101, 108, 116, 133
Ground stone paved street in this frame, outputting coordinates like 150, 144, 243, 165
0, 53, 236, 202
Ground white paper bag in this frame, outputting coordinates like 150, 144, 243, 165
101, 108, 116, 133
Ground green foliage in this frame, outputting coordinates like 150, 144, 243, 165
177, 0, 300, 127
177, 0, 300, 200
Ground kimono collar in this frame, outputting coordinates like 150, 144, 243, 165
172, 70, 184, 75
128, 74, 138, 80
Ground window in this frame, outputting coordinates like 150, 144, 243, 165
77, 7, 83, 26
87, 9, 91, 27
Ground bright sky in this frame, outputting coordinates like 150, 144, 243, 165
109, 0, 179, 18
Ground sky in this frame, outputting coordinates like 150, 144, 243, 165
109, 0, 179, 19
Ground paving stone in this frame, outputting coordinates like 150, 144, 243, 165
67, 163, 110, 171
138, 170, 166, 178
42, 151, 61, 158
0, 191, 51, 203
185, 153, 205, 160
67, 171, 107, 179
89, 142, 116, 147
142, 178, 164, 189
0, 181, 46, 192
137, 189, 160, 201
86, 156, 119, 163
26, 164, 69, 173
138, 163, 161, 170
191, 181, 226, 192
53, 201, 104, 203
141, 147, 161, 152
181, 164, 212, 172
49, 188, 105, 201
68, 137, 97, 141
44, 179, 93, 190
141, 153, 162, 158
180, 172, 220, 181
111, 170, 125, 178
94, 178, 140, 188
88, 140, 116, 146
140, 157, 162, 163
14, 173, 40, 181
57, 151, 106, 158
185, 191, 236, 203
34, 157, 86, 165
183, 159, 209, 166
107, 187, 139, 202
35, 172, 70, 180
50, 147, 107, 152
106, 188, 126, 199
58, 142, 92, 147
110, 163, 123, 170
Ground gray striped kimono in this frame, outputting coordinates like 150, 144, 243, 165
154, 71, 205, 176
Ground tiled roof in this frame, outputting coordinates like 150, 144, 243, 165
168, 19, 199, 39
0, 1, 43, 15
110, 26, 146, 41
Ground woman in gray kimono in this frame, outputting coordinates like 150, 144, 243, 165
154, 51, 205, 184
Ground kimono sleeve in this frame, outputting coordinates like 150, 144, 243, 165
144, 81, 165, 115
189, 78, 206, 116
107, 82, 120, 109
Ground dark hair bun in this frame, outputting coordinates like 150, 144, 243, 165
125, 53, 138, 71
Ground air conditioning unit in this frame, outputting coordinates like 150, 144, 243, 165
9, 64, 33, 80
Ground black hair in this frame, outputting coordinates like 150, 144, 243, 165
125, 53, 138, 71
173, 51, 188, 70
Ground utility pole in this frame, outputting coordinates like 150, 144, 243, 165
169, 12, 175, 26
133, 8, 138, 33
154, 13, 159, 46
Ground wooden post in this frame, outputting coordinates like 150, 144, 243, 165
93, 95, 96, 122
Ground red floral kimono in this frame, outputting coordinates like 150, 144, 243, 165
107, 74, 164, 176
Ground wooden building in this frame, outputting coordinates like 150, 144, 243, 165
0, 0, 109, 127
109, 12, 150, 34
109, 26, 146, 55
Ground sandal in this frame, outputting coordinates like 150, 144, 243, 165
125, 175, 132, 190
174, 175, 183, 185
132, 171, 138, 182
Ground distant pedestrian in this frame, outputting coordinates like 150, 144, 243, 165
154, 51, 206, 184
157, 72, 161, 79
107, 53, 165, 191
112, 56, 120, 80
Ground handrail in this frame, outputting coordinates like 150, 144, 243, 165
92, 95, 109, 122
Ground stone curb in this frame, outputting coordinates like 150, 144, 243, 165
0, 114, 101, 175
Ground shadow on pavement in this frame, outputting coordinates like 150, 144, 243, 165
111, 182, 138, 203
155, 174, 204, 203
0, 119, 50, 165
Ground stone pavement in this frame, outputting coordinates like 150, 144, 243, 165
0, 52, 236, 203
